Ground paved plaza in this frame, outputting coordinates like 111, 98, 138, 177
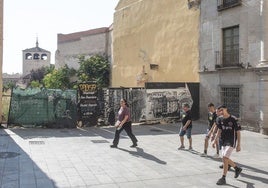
0, 121, 268, 188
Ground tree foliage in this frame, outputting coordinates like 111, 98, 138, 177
77, 55, 110, 87
2, 81, 16, 92
43, 65, 76, 89
29, 65, 55, 87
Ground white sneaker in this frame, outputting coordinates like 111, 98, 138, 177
213, 153, 220, 158
200, 153, 207, 157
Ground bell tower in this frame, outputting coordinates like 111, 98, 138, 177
22, 38, 51, 75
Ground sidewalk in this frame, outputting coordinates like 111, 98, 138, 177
0, 121, 268, 188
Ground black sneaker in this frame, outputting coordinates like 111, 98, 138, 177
130, 143, 137, 148
216, 177, 226, 185
110, 145, 117, 148
234, 167, 242, 178
219, 164, 231, 170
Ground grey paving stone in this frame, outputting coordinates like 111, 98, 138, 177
0, 122, 268, 188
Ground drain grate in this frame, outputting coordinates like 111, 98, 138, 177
0, 152, 20, 159
150, 128, 164, 132
91, 140, 109, 143
29, 141, 45, 145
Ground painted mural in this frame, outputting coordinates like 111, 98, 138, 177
101, 84, 193, 125
140, 86, 193, 121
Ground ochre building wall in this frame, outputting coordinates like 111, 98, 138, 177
112, 0, 200, 87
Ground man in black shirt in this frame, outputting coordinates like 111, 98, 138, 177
201, 103, 219, 157
212, 105, 242, 185
178, 103, 193, 150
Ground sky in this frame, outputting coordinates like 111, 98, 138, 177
3, 0, 120, 74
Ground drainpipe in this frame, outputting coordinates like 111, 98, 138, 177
258, 0, 268, 66
257, 0, 268, 135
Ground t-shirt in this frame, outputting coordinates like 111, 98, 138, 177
181, 110, 192, 129
217, 115, 241, 147
208, 111, 217, 130
118, 107, 131, 122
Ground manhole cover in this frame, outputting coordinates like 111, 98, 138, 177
150, 129, 163, 132
0, 152, 20, 159
91, 140, 109, 143
29, 141, 45, 145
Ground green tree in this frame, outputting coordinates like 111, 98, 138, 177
77, 55, 110, 87
30, 80, 41, 88
2, 81, 16, 92
29, 65, 55, 87
43, 65, 76, 89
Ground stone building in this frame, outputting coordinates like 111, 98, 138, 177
22, 39, 51, 76
111, 0, 200, 87
55, 27, 112, 70
199, 0, 268, 134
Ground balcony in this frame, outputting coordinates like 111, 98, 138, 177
217, 0, 242, 11
215, 50, 242, 69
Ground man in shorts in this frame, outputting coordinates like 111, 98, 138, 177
178, 103, 193, 150
212, 105, 242, 185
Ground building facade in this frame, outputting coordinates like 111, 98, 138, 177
199, 0, 268, 134
22, 40, 51, 76
55, 27, 112, 70
111, 0, 200, 88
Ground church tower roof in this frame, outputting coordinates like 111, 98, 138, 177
23, 38, 50, 53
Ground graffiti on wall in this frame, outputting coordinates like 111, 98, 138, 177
140, 85, 193, 121
90, 84, 194, 126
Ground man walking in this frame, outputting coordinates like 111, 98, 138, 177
178, 103, 193, 150
212, 105, 242, 185
201, 103, 219, 157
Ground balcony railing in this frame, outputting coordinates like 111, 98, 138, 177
215, 49, 242, 69
217, 0, 242, 11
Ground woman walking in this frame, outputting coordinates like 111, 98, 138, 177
110, 99, 138, 148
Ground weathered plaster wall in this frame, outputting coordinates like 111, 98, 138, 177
112, 0, 200, 87
55, 29, 111, 70
200, 0, 261, 71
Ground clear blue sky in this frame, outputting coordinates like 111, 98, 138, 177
3, 0, 120, 74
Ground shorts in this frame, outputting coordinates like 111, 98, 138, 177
179, 126, 192, 139
221, 146, 234, 158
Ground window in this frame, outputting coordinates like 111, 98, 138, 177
25, 53, 32, 60
33, 53, 40, 60
41, 54, 48, 60
220, 86, 240, 117
222, 26, 239, 67
217, 0, 242, 11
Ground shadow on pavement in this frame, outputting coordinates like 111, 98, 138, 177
0, 129, 57, 188
236, 163, 268, 185
8, 127, 107, 139
237, 179, 255, 188
117, 147, 167, 165
6, 121, 208, 141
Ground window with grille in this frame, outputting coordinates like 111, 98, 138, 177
217, 0, 242, 11
222, 26, 239, 67
220, 87, 240, 118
